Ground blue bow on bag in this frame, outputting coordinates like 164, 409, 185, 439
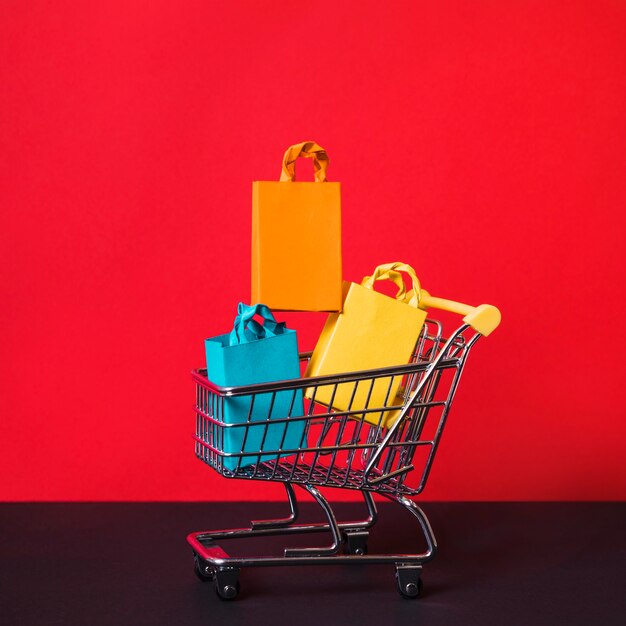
229, 303, 286, 345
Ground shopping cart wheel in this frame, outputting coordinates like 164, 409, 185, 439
395, 565, 423, 599
214, 568, 240, 601
343, 531, 369, 555
193, 552, 213, 582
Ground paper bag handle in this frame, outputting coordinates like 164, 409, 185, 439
361, 262, 501, 335
361, 262, 422, 308
280, 141, 329, 182
230, 303, 285, 345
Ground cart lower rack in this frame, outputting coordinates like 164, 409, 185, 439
188, 298, 500, 600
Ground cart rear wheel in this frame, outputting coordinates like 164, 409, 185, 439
193, 553, 213, 582
395, 565, 423, 599
344, 542, 368, 555
343, 531, 369, 555
397, 577, 422, 599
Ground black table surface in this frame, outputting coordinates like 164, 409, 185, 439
1, 501, 624, 625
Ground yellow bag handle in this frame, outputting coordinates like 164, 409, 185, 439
362, 262, 502, 336
361, 262, 422, 308
280, 141, 329, 183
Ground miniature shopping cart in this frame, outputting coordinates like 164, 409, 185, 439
187, 294, 500, 600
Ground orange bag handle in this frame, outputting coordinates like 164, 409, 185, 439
280, 141, 329, 182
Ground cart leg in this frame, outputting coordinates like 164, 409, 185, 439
357, 489, 378, 529
284, 485, 342, 557
384, 494, 438, 561
251, 483, 299, 529
342, 490, 378, 554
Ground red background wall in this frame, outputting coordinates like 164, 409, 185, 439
1, 0, 625, 501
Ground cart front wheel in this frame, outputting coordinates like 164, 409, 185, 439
214, 568, 241, 601
395, 565, 423, 599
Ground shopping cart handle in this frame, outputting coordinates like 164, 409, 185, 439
418, 290, 501, 336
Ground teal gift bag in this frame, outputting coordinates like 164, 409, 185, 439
204, 303, 305, 471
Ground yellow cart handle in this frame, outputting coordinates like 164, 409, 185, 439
418, 290, 501, 336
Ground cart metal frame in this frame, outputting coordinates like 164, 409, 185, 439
188, 303, 500, 600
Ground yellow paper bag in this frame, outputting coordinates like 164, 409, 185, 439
252, 141, 342, 312
304, 263, 428, 428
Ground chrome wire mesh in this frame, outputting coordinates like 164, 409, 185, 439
193, 320, 478, 497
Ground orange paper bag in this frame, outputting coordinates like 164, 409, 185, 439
252, 141, 342, 312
